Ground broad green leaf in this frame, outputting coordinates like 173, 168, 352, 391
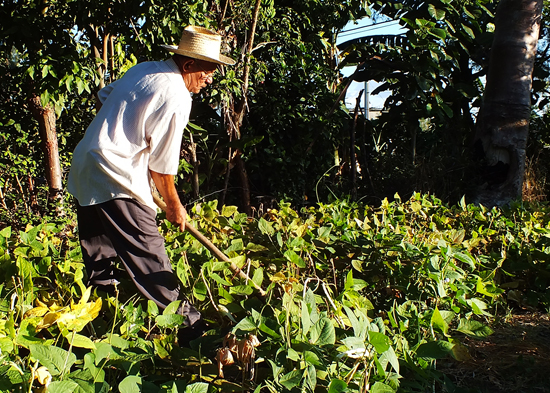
301, 300, 312, 336
304, 364, 317, 392
380, 346, 400, 374
68, 333, 96, 350
457, 319, 494, 338
156, 314, 185, 328
0, 337, 13, 354
368, 331, 391, 353
287, 347, 300, 361
279, 370, 302, 390
252, 267, 264, 287
428, 4, 445, 20
234, 317, 256, 332
309, 318, 335, 346
284, 249, 306, 268
370, 381, 395, 393
246, 242, 268, 252
328, 379, 347, 393
229, 285, 254, 296
193, 282, 207, 301
185, 382, 209, 393
119, 375, 142, 393
454, 252, 476, 270
210, 272, 232, 286
304, 350, 322, 367
431, 307, 449, 335
164, 300, 182, 315
416, 340, 454, 359
258, 218, 275, 236
30, 344, 76, 376
221, 205, 238, 217
47, 380, 80, 393
461, 23, 475, 39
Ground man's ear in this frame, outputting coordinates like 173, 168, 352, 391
182, 59, 196, 73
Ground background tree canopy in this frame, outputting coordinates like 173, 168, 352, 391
0, 0, 549, 226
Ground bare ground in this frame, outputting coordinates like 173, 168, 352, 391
440, 312, 550, 393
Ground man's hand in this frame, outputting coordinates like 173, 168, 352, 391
150, 170, 187, 232
165, 202, 187, 232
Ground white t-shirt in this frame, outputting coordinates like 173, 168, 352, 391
68, 58, 191, 211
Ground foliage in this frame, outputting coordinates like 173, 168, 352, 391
1, 195, 549, 392
337, 0, 500, 203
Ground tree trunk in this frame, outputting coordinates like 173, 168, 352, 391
28, 94, 63, 204
473, 0, 543, 206
224, 0, 262, 216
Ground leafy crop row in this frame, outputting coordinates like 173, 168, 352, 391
0, 194, 549, 392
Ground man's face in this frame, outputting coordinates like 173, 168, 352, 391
183, 60, 218, 94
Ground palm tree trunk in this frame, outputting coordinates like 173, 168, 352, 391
473, 0, 543, 206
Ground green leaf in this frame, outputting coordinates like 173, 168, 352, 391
147, 301, 159, 318
119, 376, 142, 393
221, 205, 238, 217
287, 347, 300, 361
69, 333, 96, 349
246, 242, 268, 252
252, 267, 264, 287
284, 250, 305, 268
304, 350, 322, 367
234, 317, 257, 332
193, 281, 207, 301
304, 364, 317, 392
0, 227, 10, 238
163, 300, 182, 315
301, 300, 312, 336
47, 380, 80, 393
428, 4, 445, 20
258, 218, 275, 236
380, 346, 400, 374
457, 319, 494, 338
416, 340, 454, 359
279, 370, 302, 390
309, 318, 335, 346
368, 331, 391, 353
156, 314, 185, 328
454, 251, 476, 270
229, 285, 254, 296
431, 307, 449, 335
185, 382, 209, 393
30, 344, 76, 376
461, 23, 475, 39
370, 381, 395, 393
328, 379, 348, 393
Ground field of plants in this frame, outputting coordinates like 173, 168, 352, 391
0, 193, 549, 393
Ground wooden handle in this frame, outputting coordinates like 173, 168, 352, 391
153, 194, 266, 297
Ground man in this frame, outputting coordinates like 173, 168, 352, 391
68, 26, 235, 328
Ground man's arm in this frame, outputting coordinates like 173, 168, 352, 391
150, 170, 187, 231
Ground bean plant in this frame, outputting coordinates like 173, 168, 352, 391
0, 194, 548, 392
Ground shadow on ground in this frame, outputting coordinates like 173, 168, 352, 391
441, 312, 550, 393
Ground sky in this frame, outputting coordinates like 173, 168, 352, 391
336, 17, 405, 111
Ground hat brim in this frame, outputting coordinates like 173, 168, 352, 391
161, 45, 236, 66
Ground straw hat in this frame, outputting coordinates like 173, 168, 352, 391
161, 26, 235, 66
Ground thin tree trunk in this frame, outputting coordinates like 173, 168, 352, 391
28, 94, 63, 205
350, 90, 364, 201
189, 133, 200, 199
473, 0, 543, 206
226, 0, 262, 216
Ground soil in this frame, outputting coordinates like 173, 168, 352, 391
440, 312, 550, 393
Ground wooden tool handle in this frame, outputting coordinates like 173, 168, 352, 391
153, 194, 266, 297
